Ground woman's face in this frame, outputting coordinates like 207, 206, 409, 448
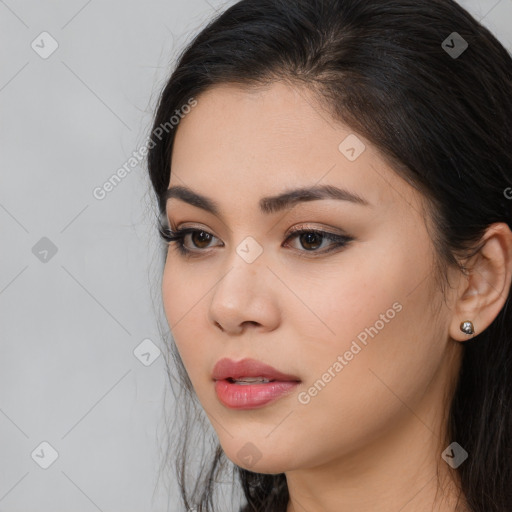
162, 82, 462, 474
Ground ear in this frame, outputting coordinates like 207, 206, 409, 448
450, 222, 512, 342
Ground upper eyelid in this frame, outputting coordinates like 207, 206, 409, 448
165, 216, 348, 235
163, 209, 350, 234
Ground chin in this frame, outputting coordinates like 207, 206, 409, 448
220, 440, 297, 474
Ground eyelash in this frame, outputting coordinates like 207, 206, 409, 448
158, 223, 354, 259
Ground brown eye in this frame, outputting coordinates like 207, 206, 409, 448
284, 228, 354, 257
163, 225, 352, 259
299, 232, 323, 250
190, 230, 214, 249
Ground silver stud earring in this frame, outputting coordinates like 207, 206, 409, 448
460, 320, 475, 335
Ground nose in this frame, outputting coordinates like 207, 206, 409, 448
208, 254, 281, 335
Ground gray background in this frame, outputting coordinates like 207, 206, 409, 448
0, 1, 511, 511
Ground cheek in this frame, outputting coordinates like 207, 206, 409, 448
295, 229, 438, 362
279, 253, 400, 367
161, 257, 209, 329
161, 261, 182, 327
285, 249, 445, 443
161, 261, 207, 376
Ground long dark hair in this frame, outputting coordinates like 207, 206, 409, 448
146, 1, 512, 510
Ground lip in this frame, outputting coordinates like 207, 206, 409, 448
212, 358, 301, 410
212, 357, 301, 382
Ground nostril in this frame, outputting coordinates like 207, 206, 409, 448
215, 321, 224, 331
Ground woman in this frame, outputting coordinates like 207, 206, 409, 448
147, 0, 512, 510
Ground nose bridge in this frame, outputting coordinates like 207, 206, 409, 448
214, 241, 265, 307
221, 231, 267, 286
208, 238, 279, 332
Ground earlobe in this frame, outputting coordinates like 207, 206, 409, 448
449, 222, 512, 343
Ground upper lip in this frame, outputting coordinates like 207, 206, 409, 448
212, 358, 301, 382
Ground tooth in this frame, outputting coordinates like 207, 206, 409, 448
232, 377, 272, 383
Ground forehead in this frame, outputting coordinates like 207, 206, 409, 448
169, 82, 422, 219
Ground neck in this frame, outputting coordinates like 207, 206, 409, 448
285, 426, 466, 512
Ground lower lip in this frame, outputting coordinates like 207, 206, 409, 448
214, 379, 300, 409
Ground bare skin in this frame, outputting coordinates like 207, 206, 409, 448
161, 81, 512, 512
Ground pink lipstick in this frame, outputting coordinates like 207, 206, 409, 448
212, 358, 301, 409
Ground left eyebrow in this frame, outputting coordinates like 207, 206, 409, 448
165, 183, 371, 216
